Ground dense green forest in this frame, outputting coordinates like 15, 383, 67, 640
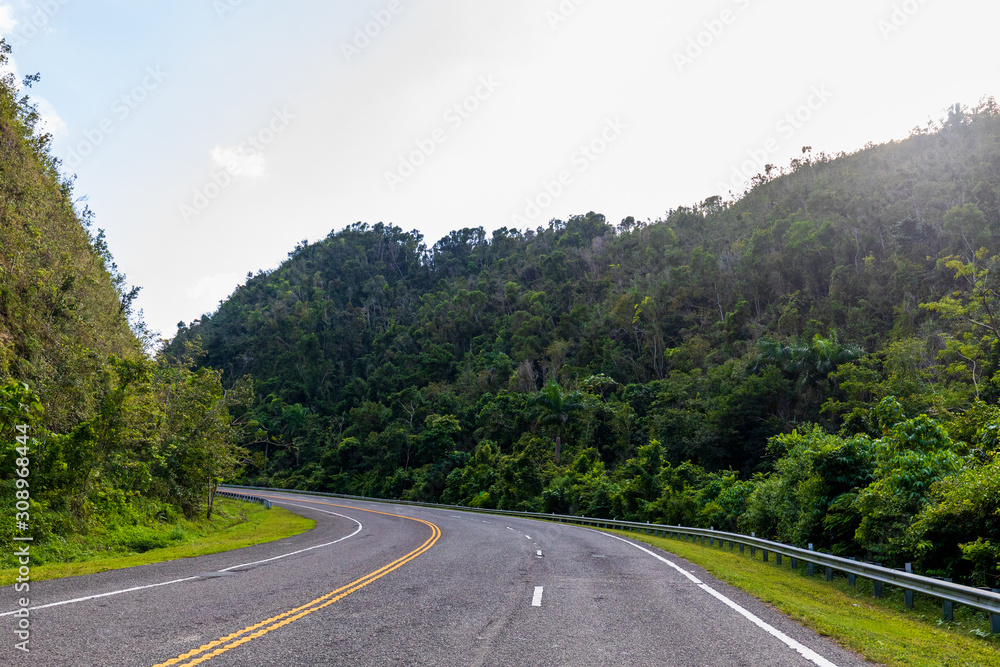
168, 99, 1000, 585
0, 41, 249, 566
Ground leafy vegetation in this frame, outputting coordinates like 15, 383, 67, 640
168, 99, 1000, 588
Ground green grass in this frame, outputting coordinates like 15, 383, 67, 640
0, 499, 315, 584
605, 529, 1000, 667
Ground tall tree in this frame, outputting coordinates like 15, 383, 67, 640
531, 383, 584, 463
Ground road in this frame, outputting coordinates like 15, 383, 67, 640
3, 491, 873, 666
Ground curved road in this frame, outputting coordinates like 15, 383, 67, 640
4, 491, 873, 666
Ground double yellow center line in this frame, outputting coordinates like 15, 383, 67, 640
152, 499, 441, 667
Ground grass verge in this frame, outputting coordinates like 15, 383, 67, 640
605, 529, 1000, 667
0, 499, 315, 585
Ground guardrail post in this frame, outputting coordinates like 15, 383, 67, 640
826, 565, 834, 582
729, 540, 734, 550
904, 563, 914, 608
940, 578, 952, 621
992, 589, 1000, 633
750, 533, 756, 557
775, 552, 782, 566
739, 543, 744, 554
762, 549, 768, 563
873, 564, 882, 598
790, 554, 796, 570
848, 557, 856, 587
807, 544, 814, 576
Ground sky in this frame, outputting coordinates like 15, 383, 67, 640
1, 0, 998, 340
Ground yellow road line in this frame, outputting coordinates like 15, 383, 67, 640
151, 498, 441, 667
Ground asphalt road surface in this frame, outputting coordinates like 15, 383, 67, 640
3, 491, 875, 666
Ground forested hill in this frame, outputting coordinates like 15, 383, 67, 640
171, 100, 1000, 581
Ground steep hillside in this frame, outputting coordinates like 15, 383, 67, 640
173, 101, 1000, 464
170, 100, 1000, 581
1, 43, 250, 567
0, 59, 142, 433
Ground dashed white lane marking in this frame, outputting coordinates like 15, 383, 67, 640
536, 550, 543, 557
599, 532, 840, 667
531, 586, 544, 607
525, 535, 532, 539
506, 526, 514, 531
0, 501, 363, 617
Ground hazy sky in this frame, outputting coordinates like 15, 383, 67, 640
2, 0, 997, 338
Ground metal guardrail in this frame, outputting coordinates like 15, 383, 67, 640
215, 489, 272, 509
221, 484, 1000, 632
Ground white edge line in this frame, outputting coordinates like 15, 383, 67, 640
531, 586, 544, 606
0, 500, 363, 617
220, 503, 362, 572
0, 576, 202, 616
599, 532, 839, 667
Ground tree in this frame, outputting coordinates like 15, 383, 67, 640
853, 409, 962, 563
752, 334, 864, 394
155, 358, 251, 519
530, 383, 584, 463
921, 251, 1000, 401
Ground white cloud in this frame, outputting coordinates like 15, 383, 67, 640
0, 4, 17, 37
0, 4, 17, 83
34, 96, 67, 137
210, 144, 266, 179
